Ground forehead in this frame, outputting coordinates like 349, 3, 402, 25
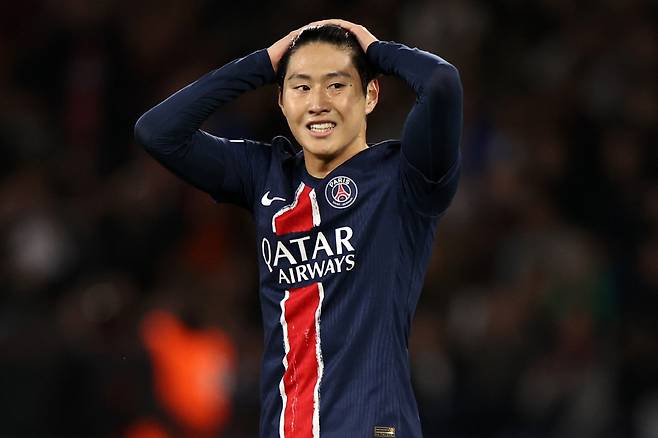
286, 43, 357, 79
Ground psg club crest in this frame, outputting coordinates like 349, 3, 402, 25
325, 176, 358, 209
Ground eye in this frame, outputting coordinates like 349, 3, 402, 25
329, 83, 345, 90
293, 84, 310, 91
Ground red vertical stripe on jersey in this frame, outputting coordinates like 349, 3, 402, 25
274, 185, 315, 235
280, 283, 322, 437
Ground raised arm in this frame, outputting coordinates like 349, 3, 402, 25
134, 50, 275, 151
133, 48, 277, 208
367, 41, 462, 183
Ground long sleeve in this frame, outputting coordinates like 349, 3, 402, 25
134, 49, 276, 209
367, 41, 462, 215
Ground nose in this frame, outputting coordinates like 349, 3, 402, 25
308, 88, 330, 115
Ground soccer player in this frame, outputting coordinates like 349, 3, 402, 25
135, 19, 462, 438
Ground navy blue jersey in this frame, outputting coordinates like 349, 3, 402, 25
135, 40, 462, 438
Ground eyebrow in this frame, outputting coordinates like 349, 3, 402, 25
286, 71, 353, 81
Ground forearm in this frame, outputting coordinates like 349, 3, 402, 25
367, 41, 462, 182
134, 49, 275, 153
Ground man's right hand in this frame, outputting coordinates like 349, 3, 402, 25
267, 29, 300, 74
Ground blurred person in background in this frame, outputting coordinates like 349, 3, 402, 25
135, 18, 462, 437
124, 308, 235, 438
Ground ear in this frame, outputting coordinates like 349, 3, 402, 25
278, 87, 286, 116
365, 78, 379, 115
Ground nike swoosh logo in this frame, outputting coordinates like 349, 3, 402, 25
261, 191, 286, 206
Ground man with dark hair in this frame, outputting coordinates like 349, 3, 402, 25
135, 19, 462, 438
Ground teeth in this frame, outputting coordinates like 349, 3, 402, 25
309, 122, 336, 131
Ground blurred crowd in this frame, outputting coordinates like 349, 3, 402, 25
1, 0, 656, 436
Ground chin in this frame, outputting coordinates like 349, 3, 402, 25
300, 139, 339, 158
312, 145, 344, 159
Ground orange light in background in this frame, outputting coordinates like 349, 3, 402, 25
124, 418, 170, 438
139, 309, 236, 435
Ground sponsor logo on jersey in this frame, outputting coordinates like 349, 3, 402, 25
262, 182, 356, 285
261, 191, 286, 207
262, 227, 356, 285
325, 176, 358, 209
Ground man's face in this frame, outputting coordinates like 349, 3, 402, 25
279, 42, 378, 167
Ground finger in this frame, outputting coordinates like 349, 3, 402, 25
303, 19, 353, 30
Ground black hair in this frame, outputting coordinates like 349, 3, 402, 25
276, 24, 377, 96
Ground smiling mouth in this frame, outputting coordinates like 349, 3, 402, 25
307, 122, 336, 135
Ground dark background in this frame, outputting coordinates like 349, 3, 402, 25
1, 0, 657, 436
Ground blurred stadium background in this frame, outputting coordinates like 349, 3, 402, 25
1, 0, 657, 436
